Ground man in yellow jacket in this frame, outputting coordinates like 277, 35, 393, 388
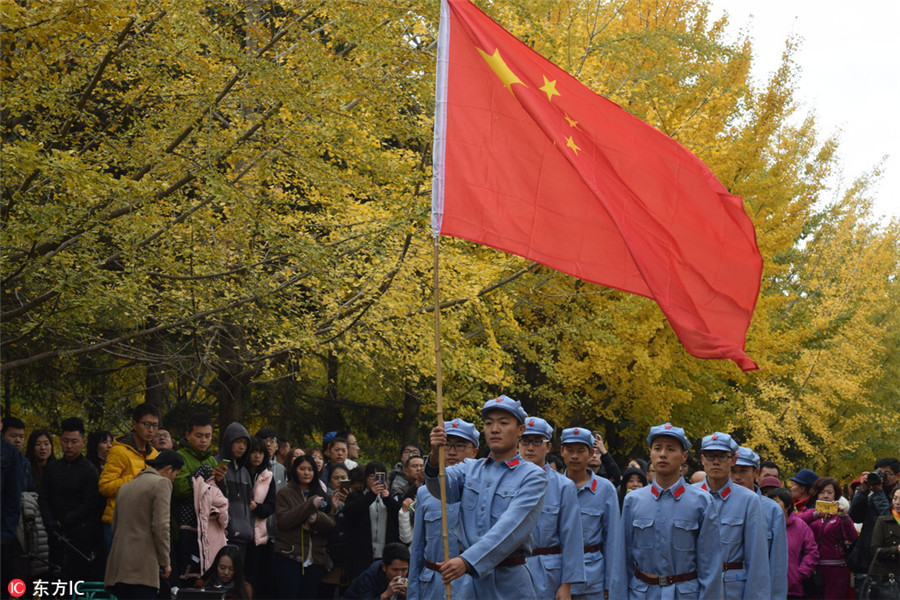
98, 403, 160, 548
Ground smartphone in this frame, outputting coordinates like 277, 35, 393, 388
375, 471, 387, 487
397, 578, 408, 587
216, 458, 231, 469
340, 479, 352, 491
815, 500, 839, 514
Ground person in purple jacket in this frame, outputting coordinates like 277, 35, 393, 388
768, 488, 818, 599
797, 477, 858, 600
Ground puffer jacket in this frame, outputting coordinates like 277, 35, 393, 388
98, 433, 158, 524
252, 467, 274, 546
17, 491, 49, 575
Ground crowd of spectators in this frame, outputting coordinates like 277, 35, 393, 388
0, 405, 897, 600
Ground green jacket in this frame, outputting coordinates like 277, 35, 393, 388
173, 445, 218, 500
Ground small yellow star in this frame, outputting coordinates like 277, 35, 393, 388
564, 113, 578, 128
566, 136, 580, 155
476, 47, 526, 94
539, 76, 560, 102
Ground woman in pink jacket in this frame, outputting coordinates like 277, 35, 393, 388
770, 488, 819, 598
244, 437, 276, 588
798, 477, 858, 600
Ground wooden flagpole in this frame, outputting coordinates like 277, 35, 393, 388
433, 236, 452, 600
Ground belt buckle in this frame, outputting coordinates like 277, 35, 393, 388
658, 574, 671, 586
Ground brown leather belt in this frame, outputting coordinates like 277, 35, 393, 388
532, 546, 562, 556
635, 569, 698, 586
425, 560, 441, 571
497, 555, 526, 567
584, 543, 604, 554
723, 561, 744, 571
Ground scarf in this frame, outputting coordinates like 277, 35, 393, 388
892, 508, 900, 526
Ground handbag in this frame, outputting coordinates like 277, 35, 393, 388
858, 548, 900, 600
803, 520, 827, 597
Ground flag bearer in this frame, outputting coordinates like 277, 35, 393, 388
408, 417, 479, 600
623, 423, 724, 599
561, 426, 625, 599
519, 417, 585, 600
425, 395, 548, 599
731, 446, 788, 600
695, 432, 770, 599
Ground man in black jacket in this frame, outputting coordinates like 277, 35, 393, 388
38, 417, 105, 581
848, 457, 898, 594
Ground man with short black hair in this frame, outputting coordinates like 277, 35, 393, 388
758, 460, 780, 484
152, 429, 173, 452
1, 417, 26, 451
848, 457, 898, 593
171, 414, 218, 586
389, 442, 425, 496
105, 450, 184, 600
344, 542, 410, 600
39, 417, 104, 581
336, 430, 360, 470
98, 403, 160, 548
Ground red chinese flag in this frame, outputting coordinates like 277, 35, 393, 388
432, 0, 762, 371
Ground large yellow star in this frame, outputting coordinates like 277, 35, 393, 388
539, 76, 560, 102
476, 47, 525, 94
564, 113, 578, 128
566, 136, 580, 155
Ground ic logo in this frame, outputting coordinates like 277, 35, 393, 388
8, 579, 26, 598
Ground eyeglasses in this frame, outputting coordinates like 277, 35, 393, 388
519, 437, 547, 447
401, 449, 421, 456
137, 421, 160, 430
701, 452, 733, 463
446, 443, 471, 452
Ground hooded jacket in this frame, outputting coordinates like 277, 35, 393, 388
98, 432, 159, 524
215, 422, 253, 545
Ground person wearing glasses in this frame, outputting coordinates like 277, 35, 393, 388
520, 418, 585, 600
389, 442, 425, 497
694, 432, 770, 599
98, 403, 160, 550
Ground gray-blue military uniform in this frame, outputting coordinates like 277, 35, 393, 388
736, 446, 787, 600
523, 418, 585, 599
561, 427, 625, 600
425, 396, 548, 599
623, 423, 724, 599
409, 418, 479, 600
694, 433, 770, 600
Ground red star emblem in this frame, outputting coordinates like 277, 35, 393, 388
664, 424, 672, 429
496, 398, 503, 403
573, 428, 580, 435
451, 421, 459, 428
528, 420, 535, 427
712, 434, 718, 440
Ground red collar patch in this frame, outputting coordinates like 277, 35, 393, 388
651, 485, 660, 498
505, 458, 520, 468
701, 482, 709, 492
673, 485, 686, 499
590, 478, 598, 492
721, 485, 732, 499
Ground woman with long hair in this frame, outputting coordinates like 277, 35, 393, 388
25, 429, 55, 491
197, 545, 253, 599
798, 476, 858, 600
86, 430, 113, 473
243, 437, 275, 588
273, 455, 336, 599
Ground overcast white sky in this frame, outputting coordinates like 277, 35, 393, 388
706, 0, 900, 220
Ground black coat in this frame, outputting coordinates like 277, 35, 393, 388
342, 489, 401, 580
38, 455, 104, 542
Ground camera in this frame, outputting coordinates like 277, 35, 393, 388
866, 470, 886, 486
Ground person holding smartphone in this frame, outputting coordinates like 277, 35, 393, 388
343, 461, 402, 582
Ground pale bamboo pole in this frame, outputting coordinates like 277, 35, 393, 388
433, 237, 452, 600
